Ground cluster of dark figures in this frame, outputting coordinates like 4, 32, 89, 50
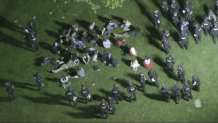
154, 0, 218, 55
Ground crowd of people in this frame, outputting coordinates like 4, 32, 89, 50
8, 0, 218, 119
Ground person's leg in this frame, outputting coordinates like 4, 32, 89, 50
52, 64, 68, 73
114, 95, 119, 103
185, 93, 189, 102
129, 93, 132, 102
133, 92, 136, 101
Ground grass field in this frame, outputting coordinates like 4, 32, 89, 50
0, 0, 218, 122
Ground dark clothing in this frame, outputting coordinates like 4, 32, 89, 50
98, 102, 109, 119
179, 34, 189, 50
127, 84, 137, 102
62, 49, 72, 62
211, 27, 218, 44
138, 74, 146, 91
166, 56, 175, 71
193, 25, 202, 44
172, 86, 181, 103
148, 70, 159, 89
153, 12, 161, 29
33, 73, 44, 91
108, 57, 119, 67
42, 57, 59, 66
23, 28, 31, 49
108, 98, 116, 114
184, 10, 194, 22
30, 36, 39, 52
81, 32, 91, 42
111, 87, 123, 104
162, 39, 171, 54
6, 83, 15, 100
65, 90, 77, 107
192, 75, 200, 92
182, 84, 193, 102
80, 88, 93, 104
201, 21, 212, 36
27, 20, 36, 30
128, 30, 139, 37
177, 67, 186, 83
101, 52, 110, 63
171, 0, 180, 12
161, 30, 170, 41
181, 21, 189, 35
172, 13, 179, 26
51, 44, 62, 54
161, 1, 169, 14
161, 87, 171, 103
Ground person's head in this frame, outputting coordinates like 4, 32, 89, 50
178, 65, 182, 69
61, 76, 66, 80
55, 42, 58, 46
162, 84, 166, 88
101, 99, 105, 104
123, 19, 127, 23
128, 80, 132, 86
36, 72, 40, 76
108, 96, 112, 100
31, 31, 36, 38
65, 47, 69, 51
5, 82, 11, 86
139, 73, 144, 76
29, 20, 35, 27
192, 74, 197, 79
68, 86, 72, 91
82, 83, 86, 89
149, 68, 154, 73
172, 0, 175, 3
174, 82, 178, 87
154, 10, 158, 14
209, 10, 213, 14
111, 19, 116, 23
113, 84, 117, 88
83, 31, 87, 35
135, 27, 141, 33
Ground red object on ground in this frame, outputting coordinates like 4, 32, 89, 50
143, 59, 154, 69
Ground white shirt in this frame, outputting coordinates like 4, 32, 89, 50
144, 59, 151, 65
103, 39, 111, 48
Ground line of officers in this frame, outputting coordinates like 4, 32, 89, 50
154, 0, 218, 55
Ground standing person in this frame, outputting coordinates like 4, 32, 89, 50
98, 99, 109, 119
180, 18, 189, 35
208, 10, 217, 26
201, 17, 212, 36
166, 54, 175, 71
110, 84, 123, 104
172, 12, 180, 28
177, 65, 186, 84
33, 72, 45, 91
30, 31, 39, 52
183, 7, 194, 22
161, 29, 170, 41
22, 27, 32, 50
182, 80, 193, 102
60, 76, 72, 89
65, 87, 77, 107
179, 32, 189, 50
192, 74, 200, 92
193, 24, 202, 44
138, 73, 146, 91
108, 96, 116, 114
80, 84, 93, 104
5, 82, 15, 101
161, 38, 171, 54
27, 20, 36, 31
51, 42, 62, 54
148, 69, 159, 89
120, 19, 131, 31
130, 58, 140, 71
211, 23, 218, 44
171, 0, 180, 13
143, 57, 154, 69
172, 82, 182, 104
161, 84, 171, 103
66, 23, 80, 37
127, 80, 137, 102
153, 10, 161, 30
161, 0, 169, 16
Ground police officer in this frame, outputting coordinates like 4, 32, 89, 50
166, 54, 175, 71
182, 80, 193, 102
180, 18, 189, 35
172, 82, 181, 104
65, 87, 77, 107
161, 38, 171, 54
192, 74, 200, 92
33, 72, 44, 91
23, 27, 32, 49
98, 99, 109, 119
184, 0, 193, 11
153, 10, 161, 30
127, 80, 137, 102
177, 65, 186, 84
108, 96, 116, 114
161, 29, 170, 41
30, 31, 39, 52
148, 69, 159, 89
183, 7, 194, 22
208, 10, 217, 26
5, 82, 15, 101
171, 0, 180, 13
201, 17, 212, 36
161, 0, 169, 16
179, 32, 189, 50
211, 23, 218, 44
80, 84, 93, 104
110, 84, 123, 104
193, 23, 202, 44
216, 0, 218, 16
138, 73, 146, 91
172, 12, 179, 27
27, 20, 36, 31
161, 84, 171, 103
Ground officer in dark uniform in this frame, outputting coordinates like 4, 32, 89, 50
108, 96, 116, 114
80, 84, 93, 104
172, 82, 181, 104
110, 84, 123, 104
65, 87, 77, 107
98, 99, 109, 119
183, 7, 194, 22
51, 42, 62, 54
27, 20, 36, 31
192, 74, 200, 92
201, 17, 212, 36
166, 54, 175, 71
172, 12, 179, 28
208, 10, 217, 26
161, 29, 170, 41
180, 18, 189, 35
161, 0, 169, 16
81, 31, 91, 42
161, 38, 171, 54
161, 84, 171, 103
184, 0, 193, 11
193, 24, 202, 44
153, 10, 161, 30
179, 32, 189, 50
30, 31, 39, 52
177, 65, 186, 84
22, 27, 32, 49
171, 0, 180, 13
211, 23, 218, 44
33, 72, 44, 91
127, 80, 137, 102
5, 82, 15, 101
138, 73, 146, 91
61, 47, 73, 62
148, 69, 159, 89
182, 80, 193, 102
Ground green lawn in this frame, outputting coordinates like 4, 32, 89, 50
0, 0, 218, 122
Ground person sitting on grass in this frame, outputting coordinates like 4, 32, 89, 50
60, 76, 71, 89
41, 57, 64, 66
51, 42, 62, 54
130, 58, 140, 71
115, 38, 125, 47
113, 27, 141, 38
143, 57, 154, 69
68, 67, 86, 78
107, 56, 119, 67
101, 50, 111, 64
59, 29, 69, 43
82, 53, 91, 65
122, 44, 137, 56
70, 37, 85, 49
120, 19, 131, 31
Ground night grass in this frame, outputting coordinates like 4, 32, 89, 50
0, 0, 218, 122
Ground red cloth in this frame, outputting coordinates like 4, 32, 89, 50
115, 39, 122, 47
143, 59, 154, 69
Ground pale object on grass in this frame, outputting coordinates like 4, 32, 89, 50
62, 16, 65, 18
57, 5, 59, 7
14, 20, 18, 23
65, 1, 67, 4
33, 16, 36, 19
202, 51, 205, 53
49, 12, 53, 14
19, 25, 21, 27
195, 99, 202, 108
112, 7, 115, 9
105, 14, 106, 17
92, 83, 95, 86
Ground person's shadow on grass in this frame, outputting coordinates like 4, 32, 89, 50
0, 16, 23, 34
